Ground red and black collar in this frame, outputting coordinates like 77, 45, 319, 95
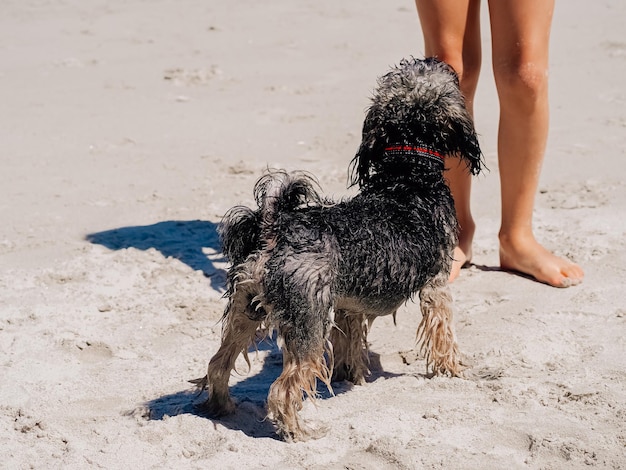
383, 145, 444, 160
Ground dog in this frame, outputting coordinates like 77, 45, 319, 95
193, 57, 483, 442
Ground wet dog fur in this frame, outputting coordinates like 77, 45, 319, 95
193, 57, 483, 441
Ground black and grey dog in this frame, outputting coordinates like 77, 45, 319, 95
194, 58, 483, 442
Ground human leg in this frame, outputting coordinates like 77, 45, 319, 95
488, 0, 584, 287
415, 0, 482, 281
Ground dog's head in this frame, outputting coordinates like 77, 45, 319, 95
350, 57, 483, 187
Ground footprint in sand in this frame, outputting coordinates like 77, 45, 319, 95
60, 339, 114, 363
163, 66, 222, 86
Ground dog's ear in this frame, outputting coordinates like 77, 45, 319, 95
349, 113, 379, 186
349, 104, 387, 187
446, 105, 483, 176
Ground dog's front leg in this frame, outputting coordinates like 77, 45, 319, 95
416, 274, 462, 376
329, 310, 370, 385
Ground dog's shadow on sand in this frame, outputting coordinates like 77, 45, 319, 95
90, 221, 403, 438
141, 337, 400, 440
85, 220, 226, 291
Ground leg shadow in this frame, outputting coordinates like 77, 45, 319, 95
138, 336, 402, 439
140, 337, 286, 439
141, 388, 278, 439
86, 220, 226, 291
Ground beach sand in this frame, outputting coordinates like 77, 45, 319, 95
1, 1, 625, 468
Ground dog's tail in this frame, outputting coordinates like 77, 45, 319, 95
350, 57, 484, 187
218, 205, 261, 266
219, 171, 323, 265
253, 170, 324, 249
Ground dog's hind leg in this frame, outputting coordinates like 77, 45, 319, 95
329, 310, 370, 385
267, 344, 331, 442
200, 278, 264, 417
416, 273, 462, 376
266, 308, 333, 442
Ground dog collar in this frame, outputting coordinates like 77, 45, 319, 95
383, 145, 445, 161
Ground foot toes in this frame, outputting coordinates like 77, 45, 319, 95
558, 269, 583, 288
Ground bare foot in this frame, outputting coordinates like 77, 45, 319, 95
449, 246, 471, 282
499, 233, 584, 288
449, 223, 474, 283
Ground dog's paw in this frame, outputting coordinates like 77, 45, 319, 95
332, 364, 368, 386
197, 395, 236, 418
278, 422, 328, 443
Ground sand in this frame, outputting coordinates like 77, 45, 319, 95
1, 0, 625, 468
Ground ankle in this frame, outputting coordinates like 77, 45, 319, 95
498, 227, 534, 251
457, 218, 475, 248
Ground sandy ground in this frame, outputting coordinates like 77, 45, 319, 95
1, 0, 625, 468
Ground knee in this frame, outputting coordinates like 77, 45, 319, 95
494, 60, 549, 106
